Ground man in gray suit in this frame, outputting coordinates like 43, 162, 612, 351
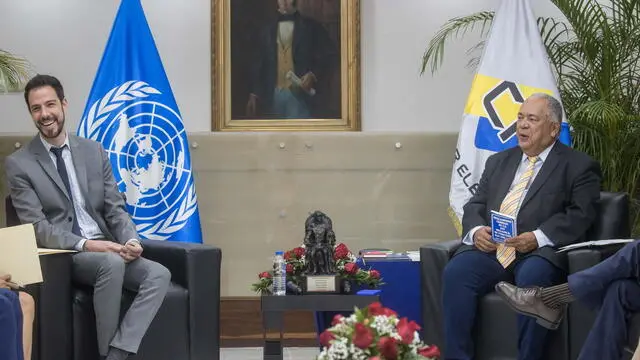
5, 74, 171, 360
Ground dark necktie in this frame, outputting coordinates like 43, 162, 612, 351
50, 145, 82, 236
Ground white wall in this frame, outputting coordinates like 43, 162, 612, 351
0, 0, 564, 133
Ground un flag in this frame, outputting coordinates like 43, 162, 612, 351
78, 0, 203, 243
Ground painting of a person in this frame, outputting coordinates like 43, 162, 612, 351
244, 0, 339, 119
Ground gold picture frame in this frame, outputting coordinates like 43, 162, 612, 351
212, 0, 361, 131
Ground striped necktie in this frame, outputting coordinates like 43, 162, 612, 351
496, 156, 539, 268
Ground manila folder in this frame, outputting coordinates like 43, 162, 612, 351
0, 224, 43, 286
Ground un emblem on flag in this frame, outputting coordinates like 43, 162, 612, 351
79, 81, 198, 240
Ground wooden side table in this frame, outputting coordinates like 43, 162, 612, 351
261, 294, 379, 360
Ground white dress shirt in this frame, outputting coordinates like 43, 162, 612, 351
278, 21, 294, 48
41, 133, 139, 251
462, 142, 556, 249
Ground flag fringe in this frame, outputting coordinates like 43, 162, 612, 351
447, 206, 463, 238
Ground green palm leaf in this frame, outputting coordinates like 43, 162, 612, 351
0, 50, 32, 92
420, 11, 494, 75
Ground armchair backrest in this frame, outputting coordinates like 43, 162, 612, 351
5, 196, 20, 227
586, 191, 630, 240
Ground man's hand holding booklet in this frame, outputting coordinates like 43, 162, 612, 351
491, 210, 517, 244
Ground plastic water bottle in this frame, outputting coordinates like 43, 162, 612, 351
273, 251, 286, 296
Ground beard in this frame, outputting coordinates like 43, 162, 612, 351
37, 111, 65, 140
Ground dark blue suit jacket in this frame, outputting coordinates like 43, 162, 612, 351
457, 142, 602, 270
0, 288, 23, 360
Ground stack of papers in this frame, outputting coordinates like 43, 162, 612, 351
558, 239, 635, 252
0, 224, 43, 286
37, 248, 77, 255
359, 249, 394, 258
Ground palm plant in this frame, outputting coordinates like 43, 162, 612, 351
0, 49, 32, 93
422, 0, 640, 235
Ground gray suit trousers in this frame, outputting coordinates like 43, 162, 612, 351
72, 252, 171, 356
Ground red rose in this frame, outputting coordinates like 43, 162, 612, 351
383, 307, 397, 317
369, 357, 380, 360
258, 271, 271, 279
377, 336, 398, 359
397, 317, 421, 344
334, 243, 350, 259
352, 323, 374, 349
284, 251, 292, 261
418, 345, 440, 358
344, 262, 359, 274
369, 269, 381, 279
368, 302, 385, 316
293, 247, 305, 258
319, 330, 335, 348
331, 314, 344, 326
286, 263, 294, 274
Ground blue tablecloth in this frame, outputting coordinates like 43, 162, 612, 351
314, 257, 422, 339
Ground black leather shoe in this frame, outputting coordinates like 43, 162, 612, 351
495, 281, 566, 330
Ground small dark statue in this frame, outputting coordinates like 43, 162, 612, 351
303, 211, 337, 275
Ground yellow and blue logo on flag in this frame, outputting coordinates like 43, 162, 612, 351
465, 74, 554, 152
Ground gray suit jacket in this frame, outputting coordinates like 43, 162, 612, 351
5, 134, 138, 249
457, 142, 602, 270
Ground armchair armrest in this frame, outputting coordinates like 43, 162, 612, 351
25, 253, 74, 360
140, 240, 221, 360
567, 244, 628, 274
420, 240, 462, 348
565, 243, 630, 360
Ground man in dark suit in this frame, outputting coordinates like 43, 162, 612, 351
496, 239, 640, 360
441, 93, 602, 360
0, 288, 22, 360
5, 75, 171, 360
245, 0, 337, 119
0, 274, 34, 360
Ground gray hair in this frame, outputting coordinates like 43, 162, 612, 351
528, 93, 564, 124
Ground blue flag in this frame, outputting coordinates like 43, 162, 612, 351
78, 0, 203, 243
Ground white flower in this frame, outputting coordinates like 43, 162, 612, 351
371, 315, 397, 336
347, 343, 368, 360
327, 338, 350, 359
412, 330, 422, 346
330, 322, 351, 335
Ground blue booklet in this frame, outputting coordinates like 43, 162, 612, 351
491, 210, 517, 243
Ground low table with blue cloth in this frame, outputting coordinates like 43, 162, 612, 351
314, 255, 422, 339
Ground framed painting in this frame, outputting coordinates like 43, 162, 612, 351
212, 0, 361, 131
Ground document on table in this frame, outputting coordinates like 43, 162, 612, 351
0, 224, 43, 286
491, 210, 517, 243
37, 248, 77, 255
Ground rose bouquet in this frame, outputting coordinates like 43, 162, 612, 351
251, 242, 383, 295
317, 302, 440, 360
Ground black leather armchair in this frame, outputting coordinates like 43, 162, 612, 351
420, 191, 630, 360
5, 196, 221, 360
565, 191, 636, 359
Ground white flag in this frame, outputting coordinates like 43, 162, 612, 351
448, 0, 571, 236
